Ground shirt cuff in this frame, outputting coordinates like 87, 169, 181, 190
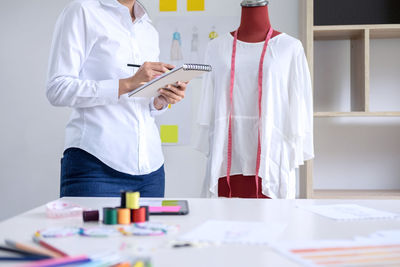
97, 79, 119, 103
149, 97, 168, 117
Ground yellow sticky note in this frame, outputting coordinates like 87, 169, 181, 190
168, 104, 171, 109
187, 0, 204, 11
160, 125, 179, 143
160, 0, 177, 12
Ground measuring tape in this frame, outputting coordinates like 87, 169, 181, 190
226, 27, 274, 198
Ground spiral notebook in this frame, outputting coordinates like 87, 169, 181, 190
128, 63, 212, 98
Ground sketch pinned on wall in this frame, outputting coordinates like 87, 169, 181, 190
190, 27, 200, 62
154, 16, 238, 145
156, 16, 237, 65
208, 26, 219, 40
170, 30, 184, 65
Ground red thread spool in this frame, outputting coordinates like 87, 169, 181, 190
82, 210, 99, 222
131, 207, 146, 223
140, 206, 149, 221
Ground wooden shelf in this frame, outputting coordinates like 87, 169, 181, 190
313, 190, 400, 199
314, 112, 400, 117
314, 28, 364, 40
314, 24, 400, 40
300, 0, 400, 200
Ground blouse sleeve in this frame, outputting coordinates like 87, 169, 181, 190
46, 2, 119, 108
193, 43, 215, 155
289, 44, 314, 168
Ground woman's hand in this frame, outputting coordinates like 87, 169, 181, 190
153, 81, 188, 110
119, 62, 175, 97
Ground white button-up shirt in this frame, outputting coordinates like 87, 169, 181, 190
47, 0, 166, 175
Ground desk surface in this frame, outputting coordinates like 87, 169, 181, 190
0, 198, 400, 267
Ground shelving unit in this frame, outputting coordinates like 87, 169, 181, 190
315, 112, 400, 118
300, 0, 400, 199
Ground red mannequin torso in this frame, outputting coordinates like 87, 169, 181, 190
231, 5, 281, 42
219, 5, 279, 199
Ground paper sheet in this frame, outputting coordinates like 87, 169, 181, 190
160, 125, 179, 143
298, 204, 399, 221
274, 239, 400, 267
178, 220, 286, 245
159, 0, 177, 12
149, 206, 181, 213
187, 0, 205, 11
359, 230, 400, 242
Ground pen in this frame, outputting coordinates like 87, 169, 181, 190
172, 243, 192, 248
5, 239, 60, 258
127, 64, 174, 72
33, 236, 68, 258
127, 64, 141, 68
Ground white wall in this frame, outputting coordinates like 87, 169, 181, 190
0, 0, 72, 221
0, 0, 398, 222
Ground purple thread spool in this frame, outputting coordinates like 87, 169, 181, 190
83, 210, 99, 222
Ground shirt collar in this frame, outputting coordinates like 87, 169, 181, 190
99, 0, 151, 22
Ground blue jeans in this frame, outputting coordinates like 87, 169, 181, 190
60, 148, 165, 198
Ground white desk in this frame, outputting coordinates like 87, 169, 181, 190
0, 198, 400, 267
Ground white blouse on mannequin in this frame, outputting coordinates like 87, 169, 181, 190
196, 32, 314, 199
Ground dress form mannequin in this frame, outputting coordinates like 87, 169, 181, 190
231, 1, 281, 43
219, 1, 280, 198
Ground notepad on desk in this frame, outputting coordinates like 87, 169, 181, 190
128, 64, 212, 98
297, 204, 399, 221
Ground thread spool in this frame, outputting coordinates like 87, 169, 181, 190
120, 191, 127, 208
126, 192, 140, 209
132, 207, 146, 223
140, 206, 149, 222
83, 210, 99, 222
103, 207, 118, 225
117, 208, 131, 225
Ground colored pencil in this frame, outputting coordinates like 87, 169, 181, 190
0, 245, 50, 258
32, 237, 68, 257
0, 256, 49, 261
20, 255, 90, 267
111, 262, 131, 267
5, 239, 60, 258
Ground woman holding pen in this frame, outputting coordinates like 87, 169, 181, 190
46, 0, 187, 197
